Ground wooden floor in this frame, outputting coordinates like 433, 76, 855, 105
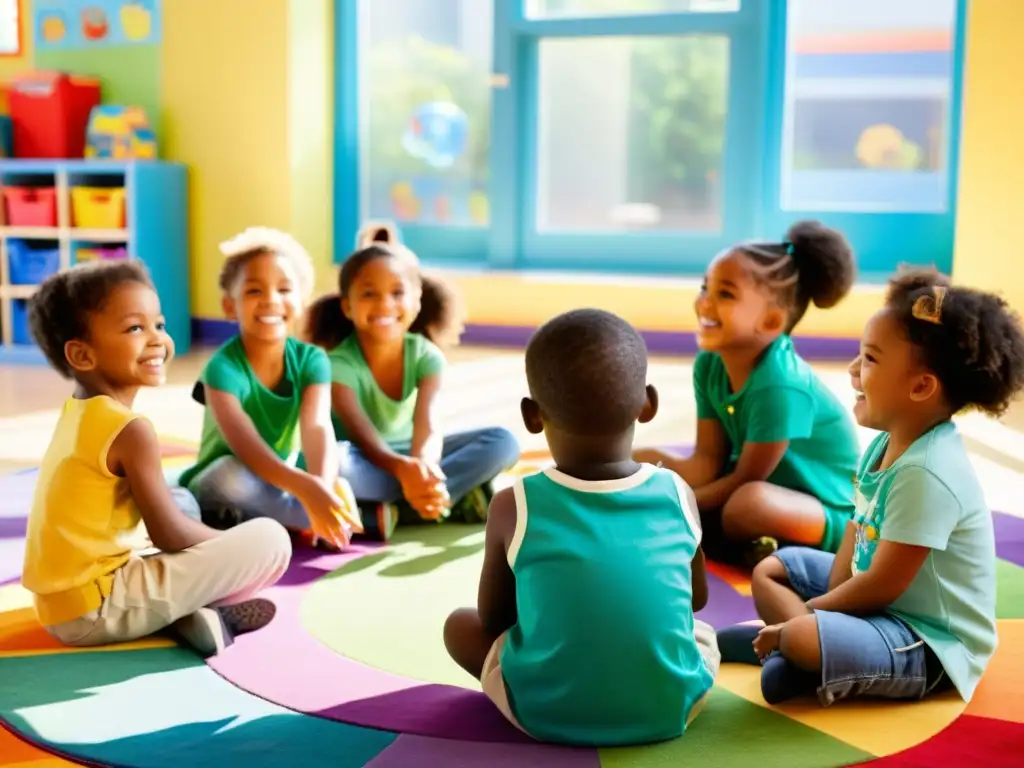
2, 345, 1023, 518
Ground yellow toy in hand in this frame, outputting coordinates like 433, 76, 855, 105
307, 478, 363, 551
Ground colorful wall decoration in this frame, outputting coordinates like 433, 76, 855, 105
34, 0, 160, 49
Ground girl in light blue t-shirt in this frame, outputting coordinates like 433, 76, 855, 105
718, 268, 1024, 707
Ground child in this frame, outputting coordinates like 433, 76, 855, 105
718, 268, 1024, 708
177, 227, 355, 549
304, 243, 520, 540
355, 220, 466, 352
22, 261, 292, 657
443, 309, 719, 746
639, 220, 861, 562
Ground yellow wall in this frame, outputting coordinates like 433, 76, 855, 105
162, 0, 335, 318
951, 0, 1024, 313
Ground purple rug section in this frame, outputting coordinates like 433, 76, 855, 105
191, 318, 860, 361
993, 511, 1024, 568
0, 471, 34, 585
366, 733, 599, 768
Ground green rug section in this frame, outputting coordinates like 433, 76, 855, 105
997, 559, 1024, 619
302, 523, 486, 687
0, 648, 396, 768
598, 687, 873, 767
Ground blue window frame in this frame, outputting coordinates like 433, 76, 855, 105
334, 0, 966, 278
761, 0, 967, 278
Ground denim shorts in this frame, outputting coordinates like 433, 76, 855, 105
775, 547, 949, 706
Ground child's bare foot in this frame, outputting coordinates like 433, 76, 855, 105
172, 598, 277, 657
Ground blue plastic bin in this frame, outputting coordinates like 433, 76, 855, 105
8, 239, 60, 285
12, 299, 31, 345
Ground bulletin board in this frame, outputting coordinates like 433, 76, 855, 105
35, 0, 160, 49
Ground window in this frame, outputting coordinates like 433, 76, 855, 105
780, 0, 957, 212
527, 0, 739, 18
358, 0, 494, 227
0, 0, 19, 56
536, 35, 729, 232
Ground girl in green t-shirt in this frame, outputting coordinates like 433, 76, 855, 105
637, 220, 861, 565
181, 227, 356, 551
304, 240, 520, 541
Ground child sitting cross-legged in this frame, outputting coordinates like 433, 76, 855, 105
22, 261, 291, 657
717, 268, 1024, 708
305, 242, 519, 540
178, 227, 355, 549
444, 309, 719, 746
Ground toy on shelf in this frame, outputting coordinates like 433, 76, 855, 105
85, 106, 157, 160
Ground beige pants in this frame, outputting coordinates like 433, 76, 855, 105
481, 618, 722, 735
46, 518, 292, 648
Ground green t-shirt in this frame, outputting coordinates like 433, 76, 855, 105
179, 335, 331, 489
852, 422, 997, 702
327, 332, 445, 444
693, 335, 860, 518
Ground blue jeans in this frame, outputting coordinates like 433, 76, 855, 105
187, 456, 310, 530
339, 427, 520, 505
775, 547, 949, 706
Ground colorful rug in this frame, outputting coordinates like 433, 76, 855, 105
2, 445, 1024, 767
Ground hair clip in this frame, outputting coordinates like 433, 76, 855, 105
911, 286, 946, 325
782, 241, 795, 256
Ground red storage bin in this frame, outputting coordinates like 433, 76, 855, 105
2, 187, 57, 227
9, 72, 101, 159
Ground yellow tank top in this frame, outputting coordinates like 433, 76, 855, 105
22, 396, 147, 626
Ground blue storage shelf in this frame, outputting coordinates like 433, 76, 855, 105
0, 160, 190, 365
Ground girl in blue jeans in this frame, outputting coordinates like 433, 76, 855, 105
304, 240, 519, 540
717, 268, 1024, 707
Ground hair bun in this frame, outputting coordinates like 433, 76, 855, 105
784, 219, 856, 309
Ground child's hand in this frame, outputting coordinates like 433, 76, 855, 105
396, 458, 450, 520
296, 475, 353, 550
753, 623, 784, 663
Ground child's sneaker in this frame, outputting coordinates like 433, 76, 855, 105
742, 536, 779, 569
201, 507, 243, 530
356, 502, 399, 542
172, 598, 277, 658
450, 483, 494, 523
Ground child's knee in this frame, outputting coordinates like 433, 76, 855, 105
752, 552, 788, 585
443, 608, 479, 653
193, 456, 260, 505
779, 613, 822, 671
237, 518, 293, 569
485, 427, 521, 470
721, 481, 769, 535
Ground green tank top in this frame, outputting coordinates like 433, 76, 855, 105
499, 464, 714, 745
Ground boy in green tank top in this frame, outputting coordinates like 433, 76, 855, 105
444, 309, 720, 746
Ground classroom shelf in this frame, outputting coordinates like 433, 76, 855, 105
0, 160, 190, 364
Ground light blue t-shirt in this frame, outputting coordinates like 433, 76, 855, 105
852, 421, 997, 701
499, 464, 714, 746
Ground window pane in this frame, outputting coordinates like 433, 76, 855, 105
0, 0, 19, 55
360, 0, 493, 226
781, 0, 957, 212
536, 36, 728, 233
527, 0, 739, 18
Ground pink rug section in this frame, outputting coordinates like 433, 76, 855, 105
207, 545, 536, 743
